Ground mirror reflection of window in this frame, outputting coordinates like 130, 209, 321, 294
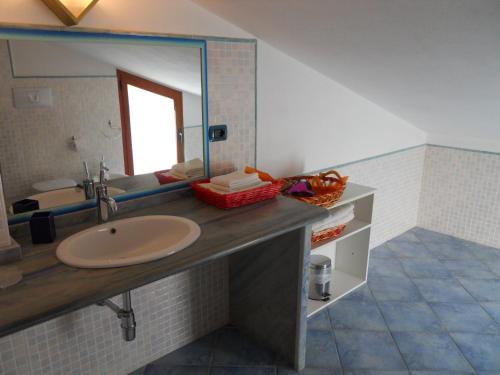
128, 85, 178, 175
117, 70, 184, 176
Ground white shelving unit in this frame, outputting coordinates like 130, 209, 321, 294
308, 182, 375, 317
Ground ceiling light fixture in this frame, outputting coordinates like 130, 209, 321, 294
41, 0, 99, 26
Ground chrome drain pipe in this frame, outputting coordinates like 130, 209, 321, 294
96, 291, 136, 341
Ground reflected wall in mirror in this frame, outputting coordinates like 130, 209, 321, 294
0, 31, 208, 220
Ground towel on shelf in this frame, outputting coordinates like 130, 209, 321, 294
210, 171, 261, 191
198, 170, 268, 194
170, 169, 204, 180
200, 181, 271, 195
312, 203, 355, 233
170, 158, 205, 179
172, 158, 204, 173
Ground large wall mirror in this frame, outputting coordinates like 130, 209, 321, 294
0, 27, 209, 224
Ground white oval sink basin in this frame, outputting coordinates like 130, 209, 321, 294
56, 215, 201, 268
10, 186, 126, 214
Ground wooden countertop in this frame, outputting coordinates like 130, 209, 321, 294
0, 193, 327, 338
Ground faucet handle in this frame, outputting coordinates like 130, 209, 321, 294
83, 161, 91, 180
99, 157, 109, 185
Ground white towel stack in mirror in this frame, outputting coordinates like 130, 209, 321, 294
169, 158, 204, 179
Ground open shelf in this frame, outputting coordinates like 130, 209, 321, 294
308, 217, 372, 318
307, 270, 366, 317
311, 218, 371, 249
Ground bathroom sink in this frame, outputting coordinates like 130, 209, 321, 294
10, 186, 125, 213
56, 215, 201, 268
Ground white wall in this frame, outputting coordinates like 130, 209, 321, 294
194, 0, 500, 156
9, 39, 116, 77
0, 0, 252, 38
256, 41, 427, 177
419, 145, 500, 248
339, 146, 425, 248
183, 92, 203, 161
182, 91, 202, 127
0, 0, 427, 180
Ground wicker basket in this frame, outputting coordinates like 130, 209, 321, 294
191, 180, 283, 209
312, 223, 347, 245
283, 170, 348, 208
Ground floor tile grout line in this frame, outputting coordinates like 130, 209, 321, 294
386, 229, 500, 374
382, 233, 500, 334
427, 300, 500, 335
207, 328, 219, 373
445, 330, 479, 374
478, 301, 500, 332
371, 230, 489, 374
454, 276, 500, 334
454, 275, 490, 305
367, 282, 412, 374
384, 234, 493, 306
325, 308, 345, 375
378, 243, 427, 302
479, 255, 500, 277
422, 300, 481, 374
139, 228, 499, 375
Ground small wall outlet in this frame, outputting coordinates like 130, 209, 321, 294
209, 125, 228, 142
12, 87, 53, 108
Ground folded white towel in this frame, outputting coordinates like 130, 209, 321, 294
312, 203, 355, 232
169, 171, 187, 180
331, 203, 355, 221
211, 180, 262, 192
211, 171, 260, 189
211, 180, 267, 193
200, 181, 271, 195
170, 168, 204, 180
172, 158, 204, 175
313, 212, 355, 232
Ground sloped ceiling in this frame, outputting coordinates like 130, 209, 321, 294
64, 42, 202, 95
194, 0, 500, 145
9, 40, 202, 95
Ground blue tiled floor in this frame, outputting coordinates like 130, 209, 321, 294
131, 227, 500, 375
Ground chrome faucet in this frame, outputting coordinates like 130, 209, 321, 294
96, 160, 118, 224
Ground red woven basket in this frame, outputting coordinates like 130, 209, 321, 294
312, 224, 347, 245
191, 179, 284, 209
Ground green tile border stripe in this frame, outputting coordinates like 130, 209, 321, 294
311, 143, 500, 174
312, 144, 426, 174
427, 144, 500, 157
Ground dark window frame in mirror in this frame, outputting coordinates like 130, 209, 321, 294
116, 69, 185, 176
0, 25, 210, 225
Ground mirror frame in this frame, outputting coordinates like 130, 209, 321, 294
0, 25, 210, 225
